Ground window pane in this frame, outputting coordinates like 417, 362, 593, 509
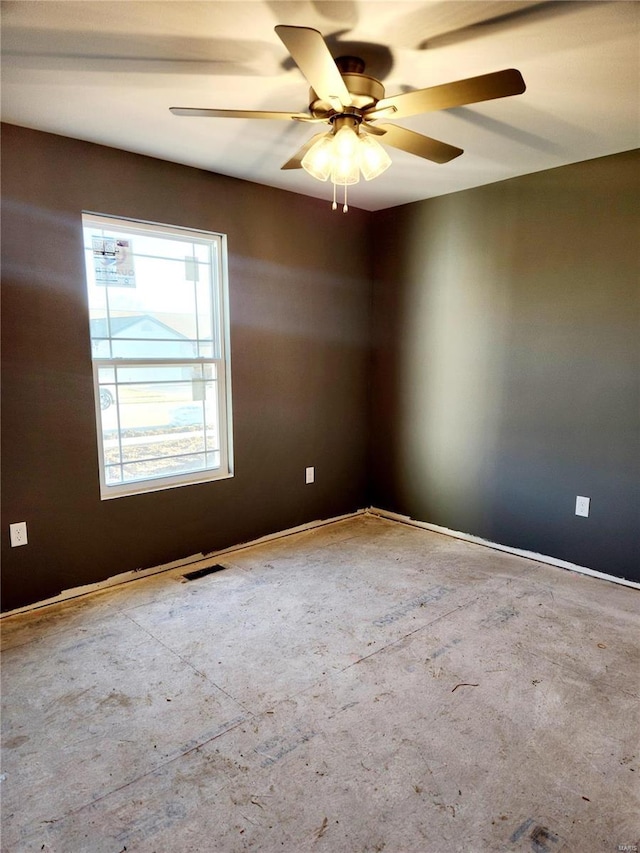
105, 465, 123, 484
194, 243, 210, 263
122, 454, 207, 481
110, 336, 197, 360
197, 341, 214, 358
83, 213, 232, 497
98, 383, 117, 414
104, 233, 204, 262
84, 227, 215, 352
195, 269, 214, 344
109, 379, 204, 428
109, 255, 195, 308
119, 431, 207, 464
98, 367, 115, 383
206, 451, 221, 468
98, 366, 221, 486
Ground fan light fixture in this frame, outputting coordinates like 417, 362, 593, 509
171, 26, 526, 214
301, 117, 391, 212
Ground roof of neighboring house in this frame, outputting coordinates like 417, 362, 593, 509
90, 314, 190, 339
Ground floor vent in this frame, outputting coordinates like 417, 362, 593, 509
182, 564, 227, 581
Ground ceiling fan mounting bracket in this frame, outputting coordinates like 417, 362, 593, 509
308, 60, 386, 118
335, 56, 366, 74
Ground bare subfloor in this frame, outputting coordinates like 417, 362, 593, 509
1, 515, 638, 852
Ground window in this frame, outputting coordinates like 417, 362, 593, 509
82, 213, 233, 499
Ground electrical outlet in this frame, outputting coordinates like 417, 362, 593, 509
305, 466, 315, 484
9, 522, 28, 547
575, 496, 590, 518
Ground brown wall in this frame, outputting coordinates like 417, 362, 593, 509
1, 124, 372, 611
371, 150, 640, 582
3, 126, 638, 612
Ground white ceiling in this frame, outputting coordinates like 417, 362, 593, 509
2, 0, 638, 211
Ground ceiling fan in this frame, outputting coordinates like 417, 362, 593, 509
170, 25, 526, 210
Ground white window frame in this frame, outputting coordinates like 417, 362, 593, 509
82, 212, 233, 499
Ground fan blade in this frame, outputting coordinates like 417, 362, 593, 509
170, 107, 311, 120
363, 104, 397, 120
275, 25, 352, 110
361, 122, 387, 137
281, 132, 331, 170
374, 69, 525, 118
375, 125, 463, 164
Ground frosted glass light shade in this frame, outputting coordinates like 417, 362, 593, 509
301, 135, 333, 181
300, 124, 391, 190
331, 160, 360, 185
359, 135, 392, 180
331, 125, 361, 185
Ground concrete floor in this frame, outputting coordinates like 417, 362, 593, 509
1, 514, 638, 853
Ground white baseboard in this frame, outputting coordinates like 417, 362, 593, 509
0, 509, 366, 619
367, 507, 640, 590
4, 504, 636, 619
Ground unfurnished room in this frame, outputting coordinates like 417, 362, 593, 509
1, 2, 639, 851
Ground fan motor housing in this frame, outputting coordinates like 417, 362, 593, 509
309, 71, 385, 117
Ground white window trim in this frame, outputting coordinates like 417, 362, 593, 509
83, 212, 234, 500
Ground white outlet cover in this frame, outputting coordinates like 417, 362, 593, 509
9, 521, 28, 547
575, 496, 590, 518
305, 467, 315, 484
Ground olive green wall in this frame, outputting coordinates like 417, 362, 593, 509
370, 150, 639, 582
1, 124, 372, 611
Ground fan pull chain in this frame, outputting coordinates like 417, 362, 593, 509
330, 183, 349, 213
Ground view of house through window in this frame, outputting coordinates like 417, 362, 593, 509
82, 213, 233, 498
